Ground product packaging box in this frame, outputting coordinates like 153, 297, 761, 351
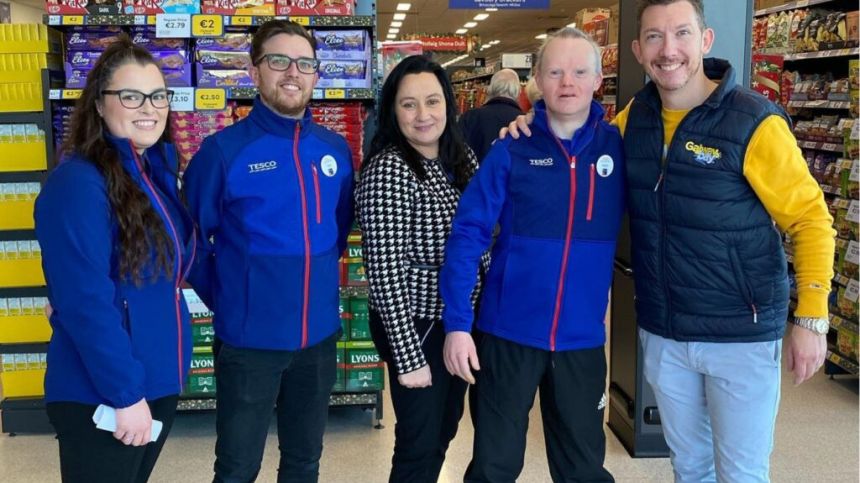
200, 0, 274, 15
196, 50, 252, 70
196, 67, 255, 88
313, 30, 370, 61
317, 59, 370, 89
345, 346, 384, 392
334, 345, 346, 391
46, 0, 122, 15
122, 0, 200, 14
348, 296, 369, 341
66, 29, 124, 51
276, 0, 354, 16
185, 352, 215, 395
195, 34, 253, 52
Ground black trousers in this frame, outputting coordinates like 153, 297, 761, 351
369, 310, 470, 483
212, 333, 337, 483
465, 334, 614, 483
46, 395, 179, 483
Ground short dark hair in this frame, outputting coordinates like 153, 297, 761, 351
364, 55, 472, 190
637, 0, 706, 33
251, 20, 317, 64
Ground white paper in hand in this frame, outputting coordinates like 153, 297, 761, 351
92, 404, 163, 442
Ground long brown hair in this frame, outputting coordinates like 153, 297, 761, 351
62, 35, 175, 284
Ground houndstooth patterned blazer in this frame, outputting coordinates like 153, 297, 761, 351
356, 145, 487, 374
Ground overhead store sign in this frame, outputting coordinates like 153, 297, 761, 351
449, 0, 549, 9
403, 35, 476, 53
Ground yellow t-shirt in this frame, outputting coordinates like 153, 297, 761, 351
613, 103, 834, 317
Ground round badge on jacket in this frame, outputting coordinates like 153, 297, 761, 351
321, 155, 338, 177
596, 155, 614, 178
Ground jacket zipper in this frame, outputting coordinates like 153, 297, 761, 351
130, 144, 185, 388
292, 124, 311, 348
728, 247, 758, 323
311, 162, 322, 224
549, 135, 577, 352
587, 164, 596, 221
122, 299, 131, 336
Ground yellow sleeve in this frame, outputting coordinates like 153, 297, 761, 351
743, 115, 836, 318
611, 100, 633, 136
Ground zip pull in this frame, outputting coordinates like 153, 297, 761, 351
570, 156, 576, 169
752, 304, 758, 324
653, 172, 664, 192
123, 299, 128, 309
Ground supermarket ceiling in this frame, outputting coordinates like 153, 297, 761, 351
376, 0, 619, 67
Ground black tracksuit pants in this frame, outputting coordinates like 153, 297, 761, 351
46, 395, 179, 483
369, 310, 470, 483
465, 333, 614, 483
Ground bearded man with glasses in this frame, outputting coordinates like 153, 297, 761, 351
183, 19, 355, 483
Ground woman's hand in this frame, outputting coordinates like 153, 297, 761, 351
114, 398, 152, 446
397, 364, 432, 388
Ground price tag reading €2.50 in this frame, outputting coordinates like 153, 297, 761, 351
195, 88, 226, 111
156, 14, 191, 38
192, 14, 224, 37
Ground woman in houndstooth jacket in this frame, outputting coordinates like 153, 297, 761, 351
355, 55, 486, 483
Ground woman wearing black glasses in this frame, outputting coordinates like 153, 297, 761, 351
34, 35, 196, 483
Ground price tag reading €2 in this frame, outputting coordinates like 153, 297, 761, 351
848, 200, 860, 224
195, 88, 226, 111
192, 14, 224, 37
156, 14, 191, 38
846, 241, 860, 266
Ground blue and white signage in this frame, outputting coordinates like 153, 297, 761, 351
449, 0, 550, 9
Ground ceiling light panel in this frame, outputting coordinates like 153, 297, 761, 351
464, 22, 477, 28
455, 28, 468, 34
392, 12, 406, 20
390, 21, 402, 27
396, 3, 411, 11
474, 13, 489, 21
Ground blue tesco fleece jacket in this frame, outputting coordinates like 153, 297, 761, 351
441, 100, 625, 351
183, 98, 355, 351
35, 135, 196, 408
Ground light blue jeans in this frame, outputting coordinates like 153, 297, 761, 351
639, 328, 782, 483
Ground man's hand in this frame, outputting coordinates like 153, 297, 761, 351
498, 112, 535, 140
397, 364, 432, 388
114, 398, 153, 446
443, 331, 480, 384
785, 324, 827, 385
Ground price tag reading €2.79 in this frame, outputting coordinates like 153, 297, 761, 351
848, 200, 860, 224
192, 15, 224, 37
169, 87, 194, 112
156, 14, 191, 38
846, 241, 860, 266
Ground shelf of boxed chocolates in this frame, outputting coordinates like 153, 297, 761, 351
44, 14, 374, 28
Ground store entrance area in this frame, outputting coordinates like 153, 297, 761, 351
0, 367, 856, 482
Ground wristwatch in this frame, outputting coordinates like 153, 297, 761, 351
791, 316, 830, 335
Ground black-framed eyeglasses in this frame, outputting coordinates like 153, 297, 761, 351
101, 89, 174, 109
254, 54, 320, 74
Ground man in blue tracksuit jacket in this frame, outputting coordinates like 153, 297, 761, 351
183, 21, 354, 483
441, 28, 622, 483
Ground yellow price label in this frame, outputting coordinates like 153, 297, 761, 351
324, 89, 346, 99
289, 16, 310, 26
62, 89, 82, 100
192, 14, 224, 37
195, 88, 227, 111
63, 16, 84, 25
231, 16, 252, 26
147, 15, 157, 25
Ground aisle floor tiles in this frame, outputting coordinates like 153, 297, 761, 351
0, 365, 857, 482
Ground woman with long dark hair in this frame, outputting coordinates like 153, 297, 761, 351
355, 55, 486, 482
35, 36, 195, 483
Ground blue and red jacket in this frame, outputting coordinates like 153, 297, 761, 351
35, 136, 195, 408
441, 100, 625, 350
183, 98, 354, 351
